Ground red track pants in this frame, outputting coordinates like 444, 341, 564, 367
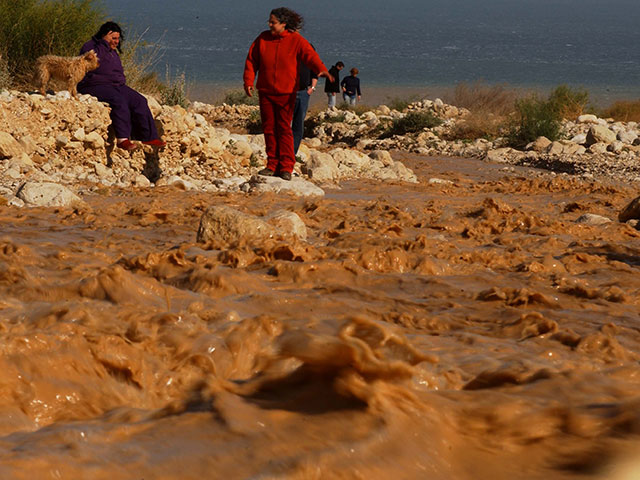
259, 92, 297, 173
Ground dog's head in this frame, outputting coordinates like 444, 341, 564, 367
82, 50, 100, 71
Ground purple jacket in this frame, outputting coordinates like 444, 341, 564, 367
78, 37, 126, 88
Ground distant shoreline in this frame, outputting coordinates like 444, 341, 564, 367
188, 81, 640, 108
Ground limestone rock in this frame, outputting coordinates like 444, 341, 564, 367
16, 181, 84, 207
577, 114, 599, 124
264, 210, 307, 240
369, 150, 393, 166
196, 205, 275, 245
529, 136, 552, 152
0, 132, 23, 158
305, 151, 339, 182
243, 175, 325, 197
586, 125, 616, 146
575, 213, 611, 225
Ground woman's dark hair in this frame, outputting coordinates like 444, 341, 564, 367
94, 21, 124, 52
270, 7, 304, 31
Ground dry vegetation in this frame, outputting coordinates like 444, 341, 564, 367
445, 82, 519, 140
600, 100, 640, 122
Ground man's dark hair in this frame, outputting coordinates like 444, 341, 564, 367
336, 61, 345, 68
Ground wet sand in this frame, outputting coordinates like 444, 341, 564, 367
1, 153, 640, 479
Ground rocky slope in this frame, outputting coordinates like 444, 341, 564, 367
1, 89, 639, 208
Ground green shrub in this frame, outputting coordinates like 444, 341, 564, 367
385, 95, 419, 112
0, 0, 105, 81
222, 89, 259, 106
547, 84, 590, 120
160, 68, 189, 108
336, 102, 373, 115
246, 109, 262, 134
384, 111, 443, 137
324, 113, 346, 123
507, 95, 562, 148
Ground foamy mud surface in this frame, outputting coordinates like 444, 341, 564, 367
1, 154, 640, 479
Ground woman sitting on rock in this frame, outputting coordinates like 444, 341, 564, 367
78, 21, 165, 151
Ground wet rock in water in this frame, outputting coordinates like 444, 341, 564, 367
197, 205, 275, 246
619, 195, 640, 222
264, 210, 307, 241
16, 181, 84, 207
575, 213, 612, 225
197, 205, 307, 246
242, 175, 325, 197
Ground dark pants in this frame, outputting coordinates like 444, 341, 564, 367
259, 92, 297, 174
78, 84, 159, 141
292, 89, 310, 155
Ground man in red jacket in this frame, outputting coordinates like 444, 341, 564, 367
244, 8, 333, 181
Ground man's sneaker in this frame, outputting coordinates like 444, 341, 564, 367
278, 171, 292, 181
117, 139, 139, 151
142, 138, 166, 148
258, 168, 275, 176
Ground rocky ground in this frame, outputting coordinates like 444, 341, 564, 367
1, 89, 640, 209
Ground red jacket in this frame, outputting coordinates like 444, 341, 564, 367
244, 30, 326, 95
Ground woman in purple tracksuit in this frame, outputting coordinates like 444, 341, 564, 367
78, 21, 165, 151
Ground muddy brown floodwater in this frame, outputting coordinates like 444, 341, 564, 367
1, 153, 640, 479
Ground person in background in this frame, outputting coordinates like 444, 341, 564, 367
324, 61, 344, 109
341, 67, 361, 106
244, 7, 333, 181
78, 21, 166, 151
292, 60, 318, 155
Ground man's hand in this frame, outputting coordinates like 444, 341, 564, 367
244, 85, 254, 97
318, 70, 334, 83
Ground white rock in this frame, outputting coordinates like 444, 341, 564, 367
368, 150, 393, 166
577, 114, 599, 124
575, 213, 612, 225
197, 205, 275, 245
570, 133, 587, 144
264, 210, 307, 240
243, 175, 325, 197
586, 125, 616, 145
16, 181, 84, 207
133, 174, 152, 187
618, 130, 638, 144
72, 128, 86, 142
306, 150, 339, 182
428, 177, 454, 185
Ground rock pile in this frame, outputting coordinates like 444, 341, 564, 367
2, 87, 640, 208
0, 90, 417, 207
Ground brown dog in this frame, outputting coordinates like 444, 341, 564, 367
35, 50, 99, 98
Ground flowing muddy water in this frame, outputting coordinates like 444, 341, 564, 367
1, 154, 640, 479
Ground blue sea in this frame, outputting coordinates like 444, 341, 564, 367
102, 0, 640, 104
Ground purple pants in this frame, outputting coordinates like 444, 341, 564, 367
78, 84, 159, 141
